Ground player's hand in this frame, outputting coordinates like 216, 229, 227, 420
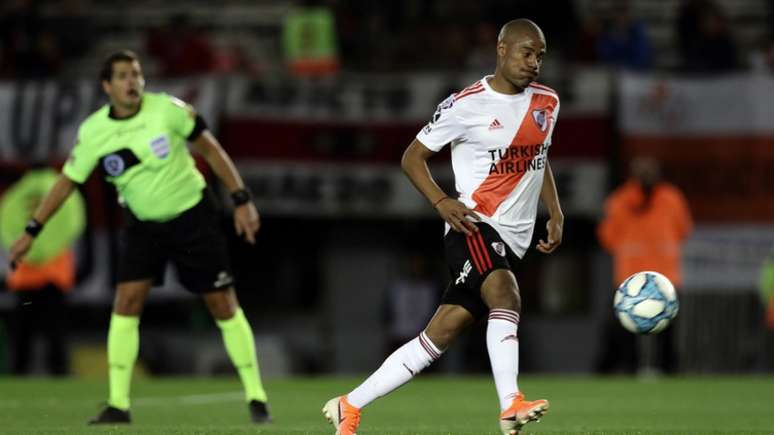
9, 234, 34, 270
435, 198, 480, 236
234, 203, 260, 244
536, 215, 563, 254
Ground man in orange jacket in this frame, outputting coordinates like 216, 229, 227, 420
596, 156, 692, 374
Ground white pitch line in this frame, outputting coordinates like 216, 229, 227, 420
0, 391, 244, 409
134, 391, 244, 406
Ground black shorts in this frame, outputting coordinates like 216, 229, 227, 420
117, 191, 234, 293
441, 222, 521, 319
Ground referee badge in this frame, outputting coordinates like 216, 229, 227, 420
150, 135, 170, 159
103, 154, 126, 177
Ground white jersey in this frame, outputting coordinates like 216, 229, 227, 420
416, 76, 560, 257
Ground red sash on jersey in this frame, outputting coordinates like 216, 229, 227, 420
472, 92, 557, 216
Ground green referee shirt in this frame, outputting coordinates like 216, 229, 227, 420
63, 92, 206, 221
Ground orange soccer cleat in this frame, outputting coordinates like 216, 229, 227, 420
322, 396, 361, 435
499, 392, 549, 435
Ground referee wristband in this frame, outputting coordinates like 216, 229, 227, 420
25, 219, 44, 237
230, 188, 252, 207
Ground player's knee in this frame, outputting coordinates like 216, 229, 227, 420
492, 288, 521, 312
482, 280, 521, 312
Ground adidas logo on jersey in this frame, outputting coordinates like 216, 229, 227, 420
456, 260, 473, 284
488, 119, 503, 130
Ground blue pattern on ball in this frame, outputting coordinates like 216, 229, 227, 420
614, 273, 679, 334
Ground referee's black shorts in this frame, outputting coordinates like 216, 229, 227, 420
117, 190, 234, 293
441, 222, 521, 319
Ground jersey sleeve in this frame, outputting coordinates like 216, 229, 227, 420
546, 98, 560, 145
62, 128, 99, 184
415, 94, 465, 152
165, 94, 197, 140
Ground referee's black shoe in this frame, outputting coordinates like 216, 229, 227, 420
88, 405, 131, 425
249, 400, 272, 423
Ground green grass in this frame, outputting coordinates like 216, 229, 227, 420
0, 376, 773, 434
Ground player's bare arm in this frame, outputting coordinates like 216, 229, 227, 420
536, 161, 563, 254
8, 174, 77, 267
401, 138, 479, 236
191, 131, 260, 244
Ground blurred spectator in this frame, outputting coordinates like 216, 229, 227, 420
334, 0, 580, 72
147, 14, 216, 77
750, 39, 774, 72
574, 15, 603, 64
484, 0, 579, 61
383, 253, 439, 354
0, 166, 86, 375
212, 43, 262, 76
282, 0, 340, 77
676, 0, 740, 72
0, 0, 62, 78
47, 0, 94, 62
751, 0, 774, 73
752, 39, 774, 73
467, 23, 497, 71
596, 1, 652, 70
596, 157, 693, 374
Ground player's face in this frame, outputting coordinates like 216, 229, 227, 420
498, 35, 546, 89
103, 60, 145, 109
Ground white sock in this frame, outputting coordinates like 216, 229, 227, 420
487, 308, 520, 411
346, 331, 442, 409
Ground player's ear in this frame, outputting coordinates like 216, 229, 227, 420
101, 80, 111, 95
496, 40, 507, 58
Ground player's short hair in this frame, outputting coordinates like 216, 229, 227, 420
99, 50, 139, 83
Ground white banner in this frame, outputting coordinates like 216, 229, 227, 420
683, 226, 774, 292
0, 78, 221, 163
620, 72, 774, 135
618, 72, 774, 222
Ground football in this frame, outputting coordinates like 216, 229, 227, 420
614, 271, 679, 334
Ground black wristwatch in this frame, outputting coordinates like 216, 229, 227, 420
25, 219, 44, 237
230, 188, 252, 207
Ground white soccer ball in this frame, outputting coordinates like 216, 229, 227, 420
613, 271, 679, 334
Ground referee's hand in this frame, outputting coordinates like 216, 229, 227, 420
8, 234, 33, 270
234, 203, 261, 244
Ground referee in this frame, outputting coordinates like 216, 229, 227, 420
9, 50, 271, 425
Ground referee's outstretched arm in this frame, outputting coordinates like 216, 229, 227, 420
9, 174, 76, 268
191, 130, 260, 244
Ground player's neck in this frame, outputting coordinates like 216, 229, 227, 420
488, 74, 526, 95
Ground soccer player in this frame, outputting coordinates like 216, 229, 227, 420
8, 50, 271, 425
323, 19, 563, 435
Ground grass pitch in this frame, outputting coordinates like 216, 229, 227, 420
0, 375, 772, 434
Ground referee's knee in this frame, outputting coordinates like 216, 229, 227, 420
113, 294, 145, 316
204, 288, 238, 320
113, 281, 150, 316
